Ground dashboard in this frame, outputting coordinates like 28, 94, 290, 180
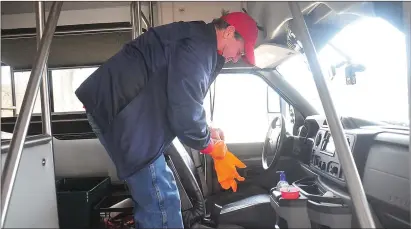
294, 115, 410, 228
296, 115, 384, 183
310, 129, 356, 181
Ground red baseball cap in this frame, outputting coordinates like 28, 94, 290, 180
221, 12, 258, 65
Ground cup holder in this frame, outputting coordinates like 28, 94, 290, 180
298, 183, 323, 196
292, 177, 345, 205
293, 178, 324, 196
291, 177, 352, 228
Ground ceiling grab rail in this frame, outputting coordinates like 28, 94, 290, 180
287, 2, 376, 228
0, 2, 63, 228
403, 2, 411, 225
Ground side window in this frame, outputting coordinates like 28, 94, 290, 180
204, 73, 283, 143
14, 71, 42, 115
1, 66, 14, 117
51, 67, 97, 112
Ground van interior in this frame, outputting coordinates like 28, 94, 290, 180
1, 1, 410, 229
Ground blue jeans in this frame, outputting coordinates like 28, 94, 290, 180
86, 113, 184, 229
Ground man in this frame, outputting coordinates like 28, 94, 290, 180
75, 11, 258, 229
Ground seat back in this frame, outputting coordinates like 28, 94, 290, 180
183, 145, 217, 196
165, 138, 206, 227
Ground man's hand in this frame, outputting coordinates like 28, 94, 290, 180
210, 127, 225, 141
199, 128, 225, 155
209, 140, 227, 160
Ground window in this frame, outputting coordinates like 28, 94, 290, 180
14, 71, 42, 115
267, 87, 281, 113
277, 17, 408, 127
1, 66, 14, 117
3, 67, 97, 117
204, 73, 283, 143
51, 67, 97, 112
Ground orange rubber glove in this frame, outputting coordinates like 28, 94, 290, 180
209, 140, 227, 160
212, 142, 246, 192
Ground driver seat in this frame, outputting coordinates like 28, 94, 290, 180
164, 138, 276, 228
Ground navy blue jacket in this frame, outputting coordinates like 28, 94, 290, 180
75, 21, 225, 179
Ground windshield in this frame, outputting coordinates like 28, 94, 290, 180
277, 17, 408, 128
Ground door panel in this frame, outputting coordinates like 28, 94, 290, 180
226, 142, 265, 181
216, 141, 297, 192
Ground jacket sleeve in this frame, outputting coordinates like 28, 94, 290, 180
166, 41, 212, 151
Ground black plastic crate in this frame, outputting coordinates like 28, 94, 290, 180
93, 194, 135, 229
56, 177, 111, 229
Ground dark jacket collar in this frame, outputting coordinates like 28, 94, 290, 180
205, 22, 218, 51
204, 23, 225, 80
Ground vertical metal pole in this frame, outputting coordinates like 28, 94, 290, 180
288, 2, 376, 228
10, 68, 17, 117
0, 2, 62, 227
130, 1, 142, 39
403, 1, 411, 224
136, 2, 142, 36
48, 69, 55, 112
149, 2, 155, 27
130, 2, 137, 39
36, 1, 52, 135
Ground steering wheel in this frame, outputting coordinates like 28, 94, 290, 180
262, 115, 287, 170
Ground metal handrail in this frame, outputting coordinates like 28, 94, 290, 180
131, 1, 142, 39
0, 2, 63, 227
36, 1, 52, 135
130, 2, 137, 39
149, 2, 155, 27
403, 2, 411, 225
288, 2, 376, 228
1, 134, 52, 153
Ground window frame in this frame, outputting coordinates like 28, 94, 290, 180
12, 69, 52, 116
1, 65, 17, 117
49, 66, 98, 114
49, 65, 99, 115
2, 65, 99, 117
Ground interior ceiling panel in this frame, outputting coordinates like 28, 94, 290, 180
247, 1, 404, 45
247, 2, 369, 42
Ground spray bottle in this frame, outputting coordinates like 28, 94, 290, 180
276, 171, 289, 190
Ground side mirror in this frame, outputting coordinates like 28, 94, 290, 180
330, 61, 366, 85
345, 63, 366, 85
